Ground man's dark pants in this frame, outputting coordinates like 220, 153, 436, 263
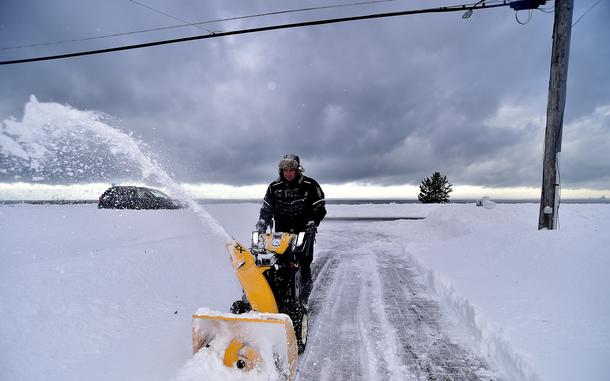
299, 232, 315, 304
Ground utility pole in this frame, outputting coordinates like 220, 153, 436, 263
538, 0, 574, 230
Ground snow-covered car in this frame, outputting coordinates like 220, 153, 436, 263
98, 186, 183, 209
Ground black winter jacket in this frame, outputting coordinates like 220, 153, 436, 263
259, 175, 326, 233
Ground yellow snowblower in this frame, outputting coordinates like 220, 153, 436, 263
192, 231, 312, 379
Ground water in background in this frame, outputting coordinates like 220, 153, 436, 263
0, 96, 231, 242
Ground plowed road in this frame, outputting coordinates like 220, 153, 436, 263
296, 221, 499, 381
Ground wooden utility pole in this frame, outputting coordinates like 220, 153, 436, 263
538, 0, 574, 230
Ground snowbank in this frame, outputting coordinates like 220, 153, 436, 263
388, 203, 610, 381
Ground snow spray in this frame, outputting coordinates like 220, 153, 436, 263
0, 95, 231, 242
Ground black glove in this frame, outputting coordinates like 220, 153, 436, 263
255, 219, 269, 233
305, 220, 317, 235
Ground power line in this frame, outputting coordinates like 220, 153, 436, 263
462, 0, 486, 18
536, 6, 555, 13
573, 0, 605, 26
0, 1, 511, 66
515, 9, 534, 23
126, 0, 213, 33
1, 0, 406, 52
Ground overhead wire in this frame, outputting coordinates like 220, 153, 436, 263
1, 0, 407, 52
515, 8, 534, 23
0, 0, 513, 66
126, 0, 213, 33
462, 0, 487, 18
573, 0, 605, 26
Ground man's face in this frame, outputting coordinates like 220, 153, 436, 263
283, 169, 297, 181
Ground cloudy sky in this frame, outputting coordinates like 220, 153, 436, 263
1, 0, 609, 198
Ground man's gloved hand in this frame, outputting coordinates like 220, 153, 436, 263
305, 220, 317, 235
255, 219, 268, 233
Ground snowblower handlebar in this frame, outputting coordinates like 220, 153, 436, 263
250, 231, 310, 255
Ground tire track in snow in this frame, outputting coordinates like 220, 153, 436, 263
378, 255, 499, 380
298, 229, 409, 380
363, 251, 410, 380
369, 231, 501, 381
296, 225, 500, 381
297, 248, 365, 380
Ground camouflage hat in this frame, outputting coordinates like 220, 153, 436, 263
278, 154, 301, 171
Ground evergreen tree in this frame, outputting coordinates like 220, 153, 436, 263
418, 172, 453, 203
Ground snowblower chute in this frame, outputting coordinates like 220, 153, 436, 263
192, 236, 310, 380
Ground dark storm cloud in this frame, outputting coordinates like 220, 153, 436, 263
1, 0, 609, 190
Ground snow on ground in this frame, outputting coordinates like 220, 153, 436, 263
389, 203, 610, 381
0, 202, 609, 380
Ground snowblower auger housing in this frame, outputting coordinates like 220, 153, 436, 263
192, 234, 308, 380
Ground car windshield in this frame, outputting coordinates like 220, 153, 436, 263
148, 189, 169, 198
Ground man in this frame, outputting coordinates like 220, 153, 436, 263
256, 154, 326, 303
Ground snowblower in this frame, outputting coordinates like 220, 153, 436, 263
192, 230, 312, 379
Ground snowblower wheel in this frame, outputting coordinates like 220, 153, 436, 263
290, 304, 308, 354
298, 311, 308, 354
230, 299, 251, 314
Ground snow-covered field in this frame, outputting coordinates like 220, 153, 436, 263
1, 202, 608, 380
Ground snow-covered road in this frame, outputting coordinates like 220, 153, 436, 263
297, 223, 499, 381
